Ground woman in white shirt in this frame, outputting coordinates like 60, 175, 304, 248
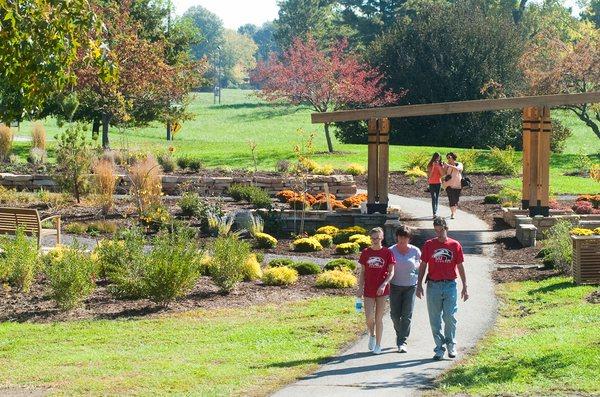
443, 152, 463, 220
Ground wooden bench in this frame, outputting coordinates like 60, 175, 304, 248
0, 207, 61, 247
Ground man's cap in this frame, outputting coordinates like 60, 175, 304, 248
433, 216, 448, 229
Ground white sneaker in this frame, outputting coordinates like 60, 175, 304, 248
398, 344, 407, 353
372, 345, 382, 355
368, 335, 376, 351
447, 345, 457, 358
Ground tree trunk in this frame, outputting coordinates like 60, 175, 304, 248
101, 112, 110, 149
166, 122, 172, 141
570, 106, 600, 140
324, 123, 334, 153
92, 118, 100, 140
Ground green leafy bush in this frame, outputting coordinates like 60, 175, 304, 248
144, 227, 202, 304
335, 242, 360, 255
484, 194, 502, 204
314, 164, 334, 175
54, 123, 93, 202
290, 261, 321, 275
349, 234, 371, 250
291, 237, 323, 252
312, 233, 333, 248
315, 270, 357, 288
406, 151, 430, 170
46, 243, 97, 310
157, 153, 176, 173
499, 187, 521, 207
324, 258, 357, 272
345, 163, 366, 176
268, 258, 294, 267
211, 235, 251, 292
188, 158, 203, 172
315, 225, 339, 236
542, 220, 573, 273
487, 146, 520, 176
0, 228, 40, 293
550, 118, 572, 154
64, 222, 88, 235
228, 184, 272, 209
176, 156, 191, 170
405, 166, 427, 184
254, 232, 278, 248
178, 192, 203, 217
255, 252, 265, 264
262, 266, 298, 286
333, 226, 367, 244
459, 148, 479, 171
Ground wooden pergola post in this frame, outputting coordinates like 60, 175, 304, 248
367, 117, 390, 214
522, 106, 551, 217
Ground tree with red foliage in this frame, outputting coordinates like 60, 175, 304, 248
252, 35, 400, 152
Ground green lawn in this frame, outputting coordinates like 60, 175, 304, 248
0, 296, 363, 396
439, 277, 600, 396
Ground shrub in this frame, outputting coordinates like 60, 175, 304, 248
31, 122, 46, 150
542, 220, 573, 273
255, 252, 265, 264
46, 243, 97, 310
316, 269, 357, 288
324, 258, 357, 271
262, 266, 298, 286
129, 154, 162, 216
291, 237, 323, 252
179, 192, 203, 217
255, 232, 278, 248
312, 199, 347, 210
484, 194, 502, 204
246, 213, 265, 236
345, 163, 366, 176
572, 200, 593, 214
249, 189, 273, 209
93, 158, 117, 214
550, 118, 572, 153
276, 190, 297, 203
459, 148, 479, 171
228, 184, 272, 209
342, 194, 368, 208
405, 166, 427, 183
157, 153, 176, 173
188, 158, 203, 172
290, 261, 321, 275
591, 164, 600, 182
96, 228, 146, 299
243, 254, 263, 281
312, 233, 333, 248
27, 147, 47, 165
488, 146, 520, 176
268, 258, 294, 268
0, 125, 13, 162
298, 157, 318, 173
207, 211, 236, 236
335, 242, 360, 255
314, 164, 334, 175
349, 234, 371, 250
177, 156, 191, 170
333, 226, 368, 244
406, 151, 429, 170
198, 254, 214, 276
315, 193, 336, 201
144, 227, 202, 304
140, 205, 172, 229
211, 235, 251, 292
573, 149, 592, 175
276, 159, 290, 173
65, 222, 88, 235
87, 221, 117, 235
315, 225, 339, 236
499, 187, 521, 207
0, 228, 40, 293
54, 124, 93, 202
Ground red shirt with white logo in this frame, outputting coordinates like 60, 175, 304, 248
359, 247, 396, 298
421, 237, 464, 280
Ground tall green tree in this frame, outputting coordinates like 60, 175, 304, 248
581, 0, 600, 28
184, 5, 224, 61
0, 0, 109, 123
274, 0, 337, 49
338, 0, 407, 47
238, 22, 280, 61
221, 30, 258, 87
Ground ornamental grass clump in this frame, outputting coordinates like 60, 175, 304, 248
262, 266, 298, 286
211, 235, 251, 293
335, 242, 360, 255
315, 269, 357, 288
0, 125, 13, 162
46, 243, 97, 311
290, 261, 321, 275
291, 237, 323, 252
312, 233, 333, 248
129, 154, 162, 216
254, 232, 278, 248
93, 158, 117, 214
349, 234, 371, 250
324, 258, 357, 271
0, 228, 40, 293
31, 122, 46, 150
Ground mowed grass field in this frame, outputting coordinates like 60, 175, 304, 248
12, 89, 600, 193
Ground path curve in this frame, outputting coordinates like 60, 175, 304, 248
272, 192, 498, 397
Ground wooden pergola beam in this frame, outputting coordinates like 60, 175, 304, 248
311, 92, 600, 123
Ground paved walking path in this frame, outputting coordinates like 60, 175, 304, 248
272, 192, 498, 397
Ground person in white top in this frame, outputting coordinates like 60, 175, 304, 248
388, 225, 421, 353
442, 152, 463, 219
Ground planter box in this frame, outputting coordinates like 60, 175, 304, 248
571, 235, 600, 285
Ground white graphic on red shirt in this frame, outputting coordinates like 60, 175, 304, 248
367, 256, 385, 268
432, 248, 453, 263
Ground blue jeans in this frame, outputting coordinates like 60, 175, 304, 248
429, 183, 441, 215
426, 280, 457, 355
389, 284, 416, 346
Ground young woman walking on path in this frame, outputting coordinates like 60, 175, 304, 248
427, 152, 444, 218
356, 227, 395, 354
443, 152, 463, 219
389, 225, 421, 353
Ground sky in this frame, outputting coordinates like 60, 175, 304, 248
171, 0, 582, 30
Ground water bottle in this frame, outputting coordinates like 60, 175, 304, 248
355, 297, 363, 313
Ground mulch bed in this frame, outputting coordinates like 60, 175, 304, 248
0, 273, 354, 323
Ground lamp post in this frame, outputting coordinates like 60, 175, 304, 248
213, 45, 222, 104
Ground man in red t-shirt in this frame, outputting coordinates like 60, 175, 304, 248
416, 217, 469, 360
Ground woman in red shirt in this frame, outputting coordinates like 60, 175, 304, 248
356, 227, 395, 354
427, 152, 444, 218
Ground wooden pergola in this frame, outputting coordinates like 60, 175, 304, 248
312, 92, 600, 216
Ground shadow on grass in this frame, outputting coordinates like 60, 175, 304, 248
441, 352, 568, 389
527, 280, 574, 295
232, 106, 306, 121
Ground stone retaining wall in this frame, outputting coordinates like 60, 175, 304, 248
0, 173, 357, 198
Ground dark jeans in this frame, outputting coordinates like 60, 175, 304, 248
389, 284, 416, 346
429, 183, 441, 215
